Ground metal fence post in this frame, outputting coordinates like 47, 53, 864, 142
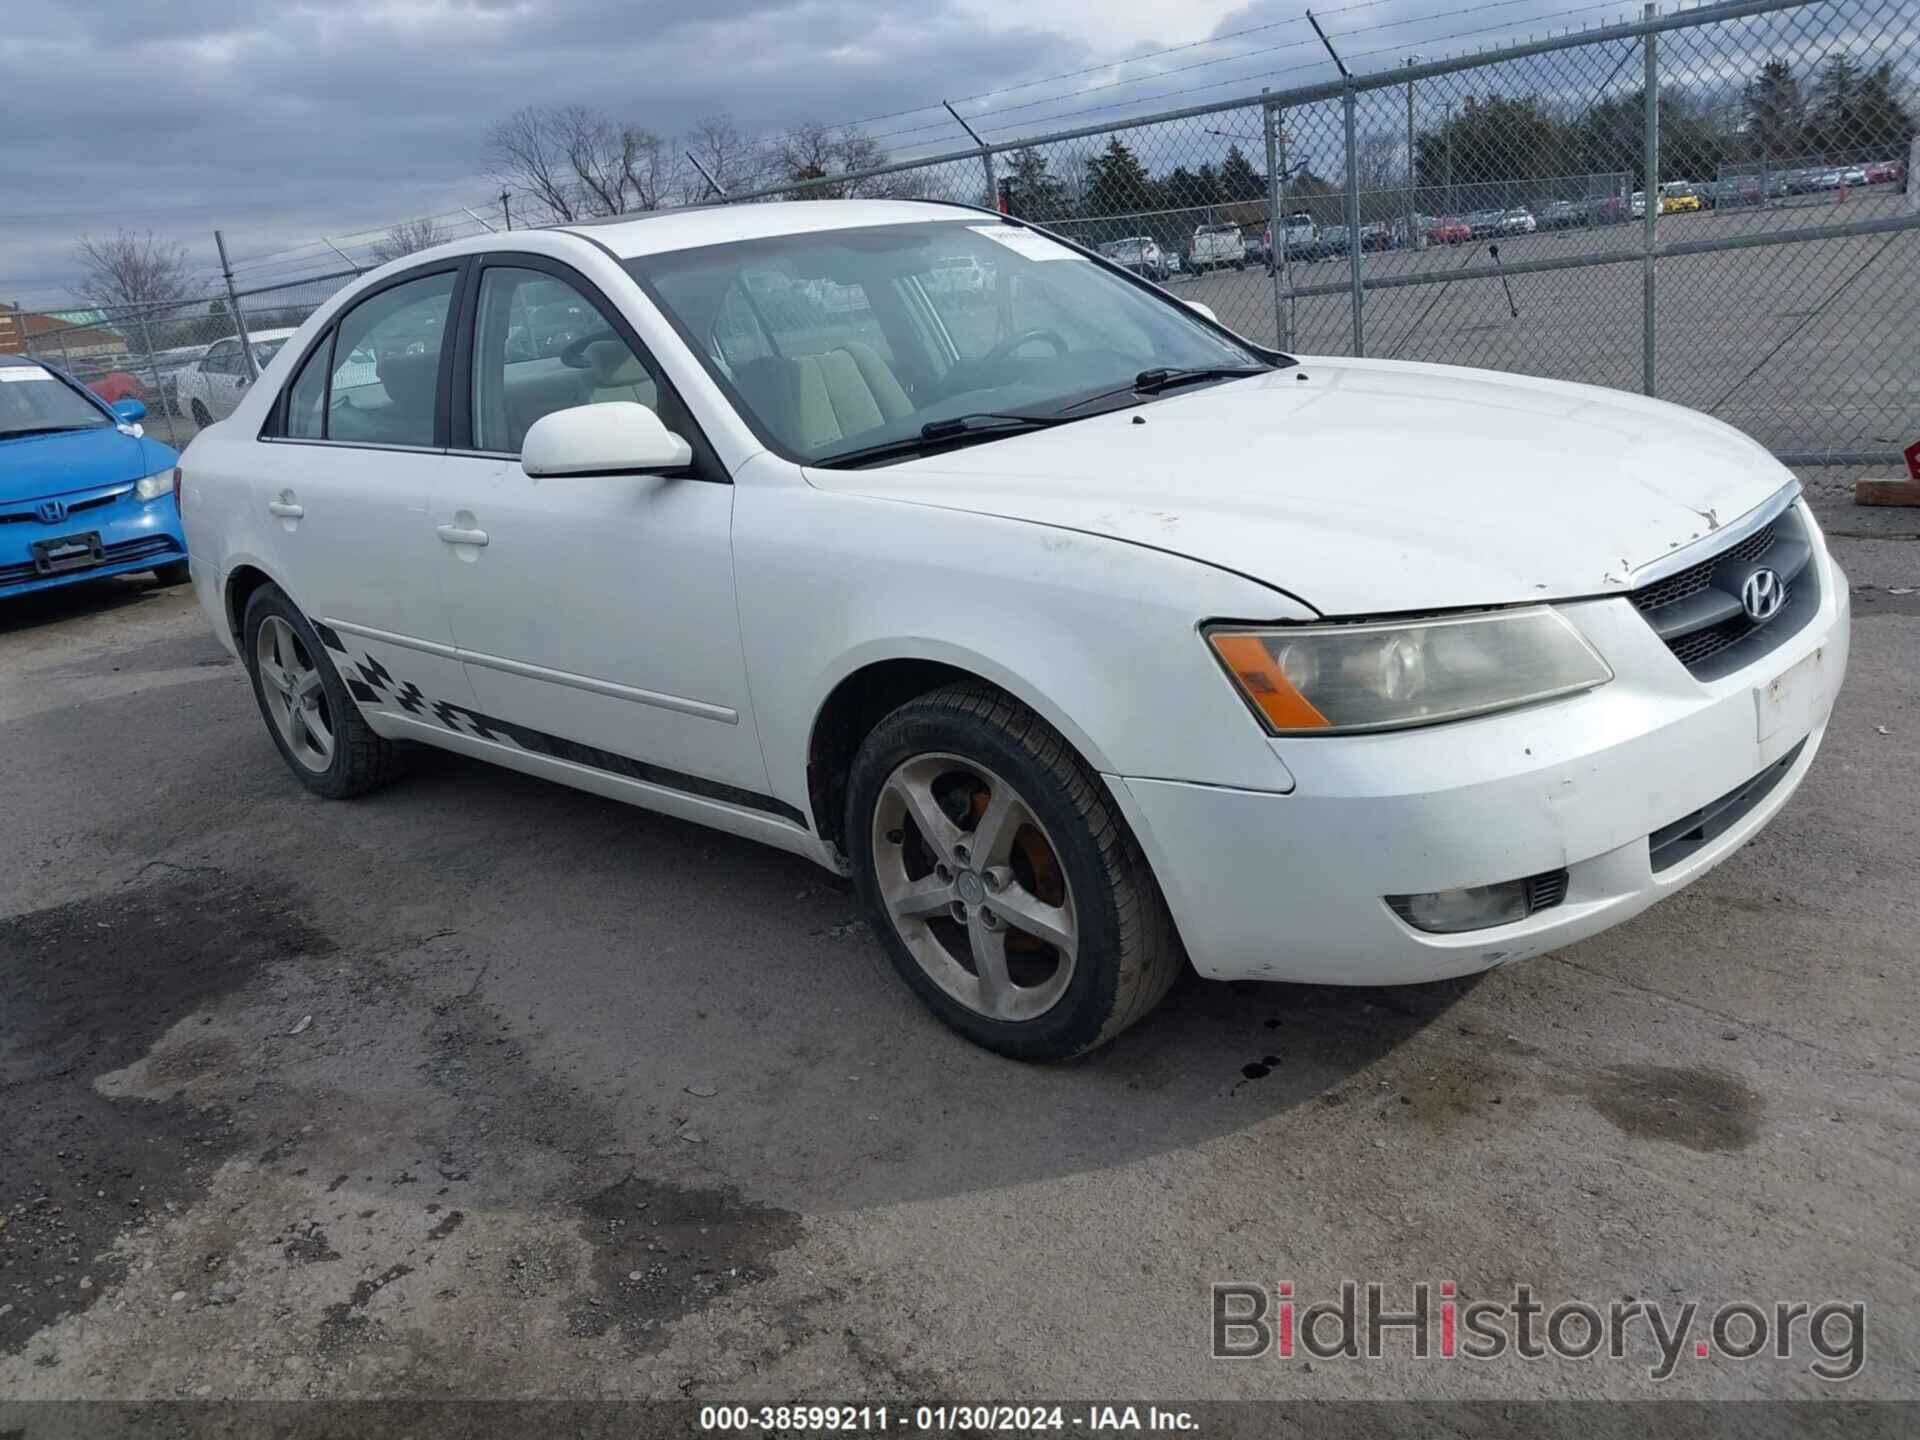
1641, 3, 1659, 396
1345, 86, 1365, 356
214, 229, 260, 383
1263, 91, 1290, 351
131, 304, 180, 449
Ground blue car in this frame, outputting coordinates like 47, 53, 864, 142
2, 352, 187, 598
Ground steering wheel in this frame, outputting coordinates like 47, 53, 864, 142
980, 328, 1069, 365
558, 328, 619, 369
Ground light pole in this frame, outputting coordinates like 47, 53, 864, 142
1405, 55, 1423, 251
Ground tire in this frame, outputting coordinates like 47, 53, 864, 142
190, 399, 212, 428
1233, 260, 1246, 271
153, 560, 190, 586
846, 683, 1182, 1062
242, 582, 402, 799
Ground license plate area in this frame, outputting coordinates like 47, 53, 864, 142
31, 531, 104, 575
1754, 643, 1825, 744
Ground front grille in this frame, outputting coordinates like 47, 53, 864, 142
1627, 500, 1817, 680
1630, 523, 1775, 611
1648, 740, 1805, 872
0, 488, 130, 524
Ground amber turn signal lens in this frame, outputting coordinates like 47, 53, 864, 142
1208, 633, 1330, 731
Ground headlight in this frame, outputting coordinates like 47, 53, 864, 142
1206, 607, 1613, 734
134, 469, 174, 501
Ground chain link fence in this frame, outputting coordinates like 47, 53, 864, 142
6, 0, 1914, 463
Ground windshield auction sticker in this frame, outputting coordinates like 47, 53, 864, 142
0, 365, 56, 382
968, 225, 1075, 262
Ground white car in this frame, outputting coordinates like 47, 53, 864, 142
179, 200, 1848, 1060
172, 327, 298, 426
1098, 237, 1170, 282
1189, 223, 1247, 272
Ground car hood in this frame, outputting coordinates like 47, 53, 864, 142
804, 357, 1791, 615
0, 425, 175, 505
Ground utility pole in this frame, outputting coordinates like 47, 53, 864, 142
501, 189, 513, 231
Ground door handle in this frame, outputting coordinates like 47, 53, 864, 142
267, 500, 304, 519
436, 524, 489, 547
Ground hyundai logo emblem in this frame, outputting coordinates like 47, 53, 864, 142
35, 499, 68, 524
1741, 567, 1785, 623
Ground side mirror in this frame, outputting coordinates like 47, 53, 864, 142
1184, 300, 1219, 324
113, 397, 148, 423
521, 402, 693, 478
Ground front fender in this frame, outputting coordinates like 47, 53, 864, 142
732, 481, 1306, 822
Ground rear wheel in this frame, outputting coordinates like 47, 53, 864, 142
847, 684, 1181, 1061
242, 584, 401, 799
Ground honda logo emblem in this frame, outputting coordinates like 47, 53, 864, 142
1741, 568, 1785, 623
35, 499, 68, 524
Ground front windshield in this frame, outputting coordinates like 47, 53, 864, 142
0, 364, 110, 438
627, 219, 1268, 464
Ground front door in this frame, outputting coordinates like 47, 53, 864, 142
433, 257, 770, 800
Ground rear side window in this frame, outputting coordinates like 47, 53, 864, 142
283, 334, 330, 439
326, 271, 456, 448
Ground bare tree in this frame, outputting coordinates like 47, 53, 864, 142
70, 229, 199, 312
776, 122, 907, 199
1355, 131, 1404, 195
488, 105, 679, 222
682, 113, 767, 200
367, 216, 452, 265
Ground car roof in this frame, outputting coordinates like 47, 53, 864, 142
557, 199, 992, 259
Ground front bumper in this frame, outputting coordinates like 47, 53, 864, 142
0, 486, 185, 598
1108, 535, 1851, 986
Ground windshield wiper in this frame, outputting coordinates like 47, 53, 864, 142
1054, 365, 1272, 415
813, 412, 1072, 468
0, 424, 98, 440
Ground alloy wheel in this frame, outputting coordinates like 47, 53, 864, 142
870, 752, 1078, 1022
255, 615, 334, 773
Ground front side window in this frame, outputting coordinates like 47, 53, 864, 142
202, 341, 235, 375
470, 267, 660, 454
327, 271, 456, 447
628, 220, 1266, 464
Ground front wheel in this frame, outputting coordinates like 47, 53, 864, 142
152, 560, 190, 586
190, 399, 212, 428
242, 583, 402, 799
846, 685, 1182, 1061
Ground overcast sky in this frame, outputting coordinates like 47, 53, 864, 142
0, 0, 1838, 305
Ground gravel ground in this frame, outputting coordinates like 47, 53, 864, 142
0, 474, 1915, 1427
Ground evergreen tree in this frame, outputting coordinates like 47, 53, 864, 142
1742, 60, 1805, 160
1218, 144, 1266, 202
1083, 139, 1155, 217
1001, 147, 1067, 220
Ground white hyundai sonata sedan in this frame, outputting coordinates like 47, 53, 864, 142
178, 199, 1848, 1060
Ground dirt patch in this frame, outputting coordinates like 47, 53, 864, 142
1582, 1064, 1763, 1152
0, 869, 331, 1354
566, 1174, 803, 1346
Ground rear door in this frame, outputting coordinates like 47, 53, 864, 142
431, 253, 771, 801
254, 262, 475, 717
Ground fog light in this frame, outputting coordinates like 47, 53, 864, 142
1386, 880, 1532, 934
